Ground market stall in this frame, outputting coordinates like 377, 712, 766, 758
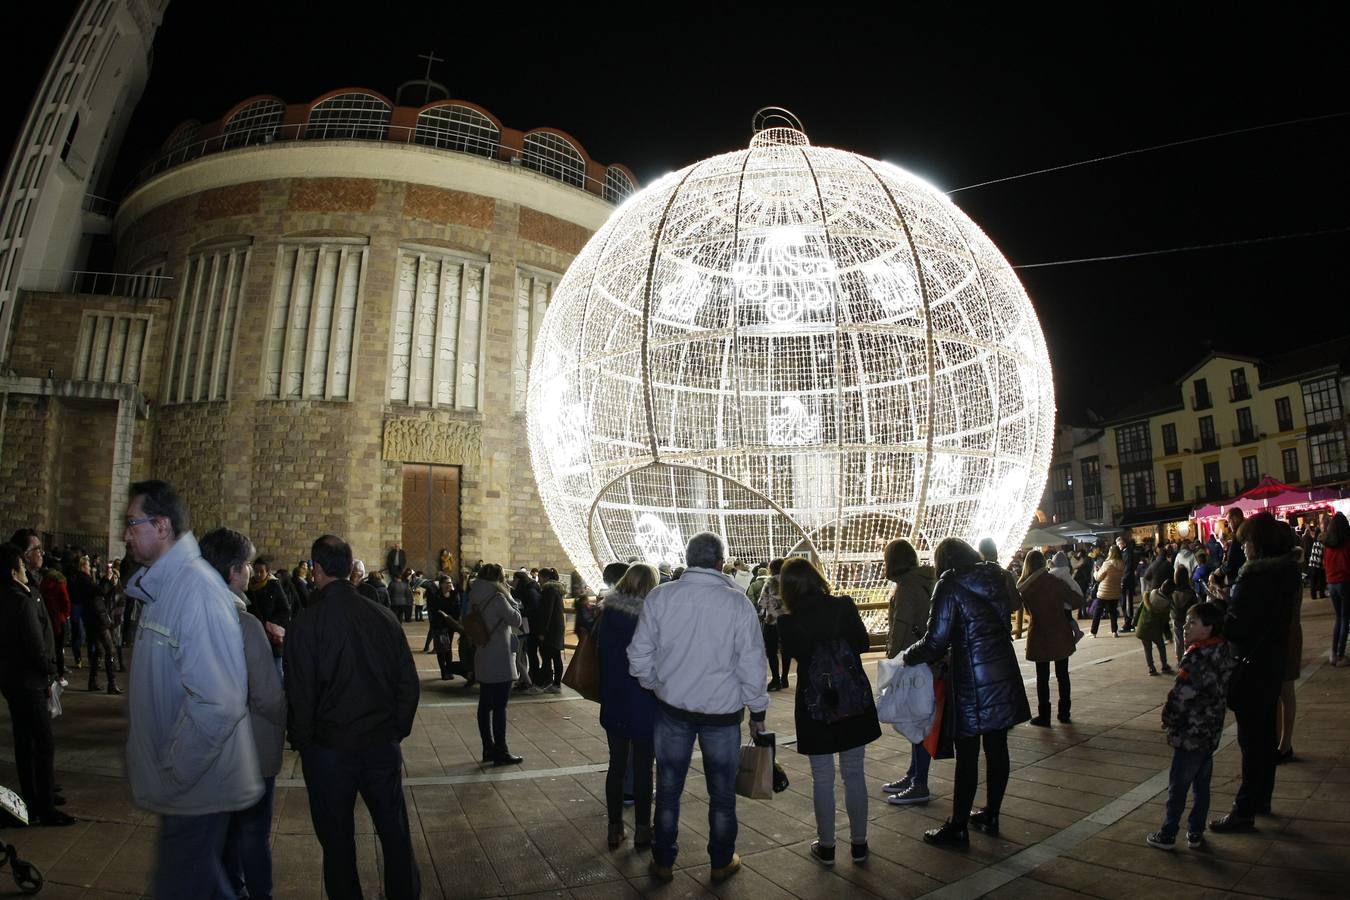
1192, 476, 1348, 539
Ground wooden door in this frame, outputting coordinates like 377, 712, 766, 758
401, 464, 460, 576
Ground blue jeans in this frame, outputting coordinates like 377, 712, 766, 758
1330, 582, 1348, 659
809, 746, 868, 846
156, 811, 233, 899
225, 775, 276, 899
1161, 746, 1213, 837
652, 707, 742, 869
907, 741, 931, 788
300, 741, 420, 900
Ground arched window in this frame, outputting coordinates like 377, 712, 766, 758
603, 166, 636, 204
521, 131, 586, 189
161, 120, 201, 155
414, 104, 501, 158
306, 92, 390, 141
222, 97, 284, 148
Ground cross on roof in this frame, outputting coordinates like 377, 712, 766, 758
417, 50, 444, 83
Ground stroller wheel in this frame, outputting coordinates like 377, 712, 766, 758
6, 850, 44, 895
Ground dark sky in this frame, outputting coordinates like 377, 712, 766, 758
8, 4, 1348, 421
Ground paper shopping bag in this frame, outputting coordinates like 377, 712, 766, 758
735, 742, 774, 799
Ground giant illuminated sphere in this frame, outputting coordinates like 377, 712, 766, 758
527, 117, 1055, 594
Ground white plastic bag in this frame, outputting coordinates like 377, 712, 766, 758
48, 681, 63, 718
875, 657, 906, 725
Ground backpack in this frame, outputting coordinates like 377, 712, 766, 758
1147, 589, 1171, 616
802, 599, 875, 724
462, 605, 492, 647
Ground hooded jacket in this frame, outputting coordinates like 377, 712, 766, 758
1049, 552, 1083, 598
1018, 567, 1080, 663
884, 541, 935, 659
468, 578, 521, 684
1162, 637, 1237, 751
627, 567, 768, 724
1, 578, 56, 691
902, 562, 1031, 738
124, 532, 262, 815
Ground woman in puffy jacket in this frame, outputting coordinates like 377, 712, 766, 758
1018, 550, 1081, 726
1091, 545, 1125, 637
903, 538, 1031, 847
1323, 512, 1350, 667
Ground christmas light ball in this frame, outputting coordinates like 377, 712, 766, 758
527, 119, 1055, 594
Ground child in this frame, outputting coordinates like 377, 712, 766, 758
1147, 601, 1236, 850
1136, 580, 1175, 675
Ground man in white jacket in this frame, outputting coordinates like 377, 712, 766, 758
628, 532, 769, 884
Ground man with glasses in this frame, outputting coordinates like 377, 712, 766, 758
2, 534, 73, 826
121, 480, 262, 899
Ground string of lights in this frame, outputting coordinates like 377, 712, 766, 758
1012, 225, 1350, 270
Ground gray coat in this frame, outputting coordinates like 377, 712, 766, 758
469, 579, 521, 684
233, 596, 286, 778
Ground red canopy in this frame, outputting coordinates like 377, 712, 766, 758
1236, 476, 1298, 499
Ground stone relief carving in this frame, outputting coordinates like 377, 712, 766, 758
383, 418, 482, 465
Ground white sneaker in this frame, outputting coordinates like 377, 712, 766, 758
543, 684, 561, 694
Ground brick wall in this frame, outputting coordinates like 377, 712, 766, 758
0, 394, 52, 534
55, 399, 116, 537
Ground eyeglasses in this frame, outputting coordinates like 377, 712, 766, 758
125, 516, 159, 530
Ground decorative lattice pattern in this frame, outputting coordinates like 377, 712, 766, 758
306, 93, 391, 141
222, 98, 284, 148
521, 131, 586, 188
527, 127, 1056, 593
414, 104, 500, 157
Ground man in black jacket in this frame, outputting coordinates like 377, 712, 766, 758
386, 542, 406, 585
1, 541, 74, 826
1117, 536, 1138, 633
284, 534, 420, 900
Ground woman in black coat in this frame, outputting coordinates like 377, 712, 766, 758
778, 558, 881, 867
1210, 512, 1300, 832
903, 538, 1030, 846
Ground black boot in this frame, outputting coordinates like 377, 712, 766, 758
480, 745, 495, 764
923, 820, 969, 847
493, 746, 523, 766
88, 675, 101, 692
107, 678, 123, 695
969, 808, 1000, 835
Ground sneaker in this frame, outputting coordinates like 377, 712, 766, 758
543, 684, 561, 694
710, 853, 741, 883
851, 841, 868, 863
886, 783, 931, 806
1028, 715, 1051, 727
882, 775, 913, 795
1186, 831, 1204, 849
1160, 664, 1174, 674
1209, 812, 1255, 832
809, 841, 835, 867
1145, 830, 1176, 850
524, 686, 543, 695
647, 859, 673, 883
1148, 668, 1159, 676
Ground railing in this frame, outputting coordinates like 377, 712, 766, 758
1232, 428, 1259, 446
1192, 393, 1212, 411
126, 122, 635, 204
1194, 435, 1221, 452
19, 268, 174, 298
82, 193, 117, 217
1229, 384, 1251, 402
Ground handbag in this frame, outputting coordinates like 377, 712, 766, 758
561, 609, 603, 702
48, 681, 63, 719
463, 606, 491, 647
735, 741, 774, 799
922, 665, 955, 760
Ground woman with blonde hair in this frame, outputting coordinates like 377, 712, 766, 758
597, 562, 660, 848
1091, 545, 1125, 637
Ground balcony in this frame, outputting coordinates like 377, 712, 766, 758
1232, 428, 1260, 446
1194, 480, 1233, 502
1191, 392, 1213, 411
1230, 383, 1252, 402
18, 268, 174, 299
1194, 435, 1221, 453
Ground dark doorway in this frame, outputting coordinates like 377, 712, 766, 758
401, 464, 461, 577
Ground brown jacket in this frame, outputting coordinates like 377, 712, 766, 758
1019, 568, 1081, 662
886, 564, 936, 658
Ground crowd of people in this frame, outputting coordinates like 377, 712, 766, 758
3, 480, 1346, 895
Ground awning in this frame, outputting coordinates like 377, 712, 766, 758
1116, 504, 1195, 528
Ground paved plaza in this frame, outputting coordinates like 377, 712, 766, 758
2, 595, 1348, 900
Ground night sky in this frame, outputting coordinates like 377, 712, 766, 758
7, 4, 1348, 422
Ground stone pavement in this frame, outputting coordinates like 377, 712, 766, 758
3, 595, 1348, 899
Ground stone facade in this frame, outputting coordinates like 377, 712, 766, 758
0, 140, 615, 579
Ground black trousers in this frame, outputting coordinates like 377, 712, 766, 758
88, 627, 118, 681
1232, 683, 1281, 816
539, 646, 563, 686
605, 730, 654, 828
2, 685, 56, 818
526, 634, 543, 685
1034, 658, 1071, 719
952, 729, 1010, 825
300, 741, 419, 900
762, 623, 781, 683
477, 680, 511, 751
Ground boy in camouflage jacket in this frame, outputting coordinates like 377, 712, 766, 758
1147, 601, 1237, 850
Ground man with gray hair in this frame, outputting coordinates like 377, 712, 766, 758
628, 531, 769, 884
